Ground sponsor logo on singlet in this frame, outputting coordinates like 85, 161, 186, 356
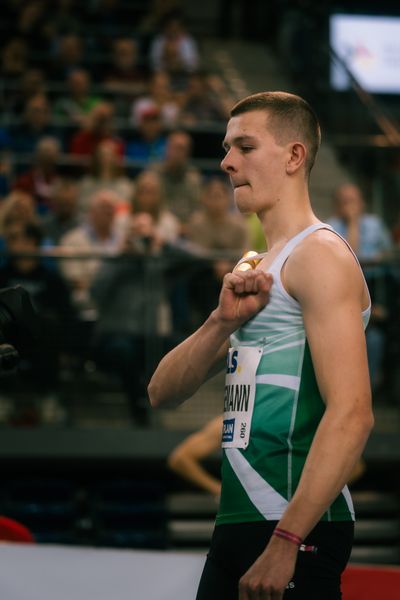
222, 418, 235, 443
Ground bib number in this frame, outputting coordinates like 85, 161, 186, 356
222, 346, 262, 449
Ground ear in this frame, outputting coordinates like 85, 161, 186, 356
286, 142, 306, 175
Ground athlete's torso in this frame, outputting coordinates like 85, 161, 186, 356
216, 223, 370, 526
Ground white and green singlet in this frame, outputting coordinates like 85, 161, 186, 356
217, 223, 370, 526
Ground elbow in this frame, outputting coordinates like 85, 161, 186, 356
351, 405, 375, 441
147, 379, 162, 409
363, 408, 375, 436
167, 448, 185, 473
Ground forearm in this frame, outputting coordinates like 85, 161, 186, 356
148, 310, 231, 408
277, 406, 373, 539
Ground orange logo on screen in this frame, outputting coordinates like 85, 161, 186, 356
348, 43, 375, 68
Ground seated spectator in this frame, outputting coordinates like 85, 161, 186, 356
327, 182, 393, 393
41, 178, 81, 245
0, 221, 76, 424
131, 170, 180, 243
3, 68, 46, 118
137, 0, 182, 48
125, 105, 167, 164
12, 136, 62, 215
103, 37, 148, 118
0, 191, 53, 268
8, 93, 61, 156
86, 0, 127, 52
90, 211, 174, 426
328, 183, 392, 261
179, 72, 229, 126
58, 189, 125, 315
46, 33, 88, 82
186, 176, 249, 323
69, 101, 125, 159
0, 38, 29, 88
187, 177, 248, 253
130, 71, 180, 129
53, 68, 102, 128
0, 152, 12, 200
42, 0, 84, 42
149, 13, 200, 90
77, 139, 134, 215
152, 130, 202, 232
0, 191, 37, 240
9, 0, 50, 53
180, 73, 229, 126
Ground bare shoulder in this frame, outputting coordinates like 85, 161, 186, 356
284, 228, 366, 307
292, 228, 357, 266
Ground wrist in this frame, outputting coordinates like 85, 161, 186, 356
209, 308, 236, 337
268, 532, 299, 558
272, 527, 302, 550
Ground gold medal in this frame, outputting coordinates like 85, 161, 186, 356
235, 251, 262, 272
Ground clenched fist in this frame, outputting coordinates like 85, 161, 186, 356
214, 269, 273, 330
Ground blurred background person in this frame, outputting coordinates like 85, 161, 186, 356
0, 191, 38, 242
0, 221, 76, 425
3, 67, 46, 118
125, 105, 167, 164
54, 68, 102, 128
131, 170, 180, 244
41, 178, 81, 246
149, 13, 200, 91
58, 189, 124, 316
103, 37, 148, 119
8, 93, 60, 156
328, 183, 393, 394
130, 71, 180, 129
186, 176, 249, 325
0, 38, 30, 89
152, 130, 202, 234
90, 211, 173, 427
179, 71, 229, 126
12, 136, 62, 215
46, 33, 88, 82
168, 415, 222, 499
69, 101, 124, 159
77, 139, 134, 216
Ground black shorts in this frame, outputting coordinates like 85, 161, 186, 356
196, 520, 354, 600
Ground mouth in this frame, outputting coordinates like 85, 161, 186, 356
233, 182, 249, 190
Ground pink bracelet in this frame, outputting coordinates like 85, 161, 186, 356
273, 527, 303, 547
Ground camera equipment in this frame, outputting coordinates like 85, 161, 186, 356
0, 286, 40, 376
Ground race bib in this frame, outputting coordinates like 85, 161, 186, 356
222, 346, 262, 449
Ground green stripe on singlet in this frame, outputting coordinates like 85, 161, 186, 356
292, 341, 354, 521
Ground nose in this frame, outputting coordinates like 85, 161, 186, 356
220, 150, 236, 174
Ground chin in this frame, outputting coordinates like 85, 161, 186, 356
234, 187, 253, 213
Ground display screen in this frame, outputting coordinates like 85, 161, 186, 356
330, 14, 400, 93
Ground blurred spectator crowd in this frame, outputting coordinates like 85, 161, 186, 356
0, 0, 262, 426
0, 1, 398, 427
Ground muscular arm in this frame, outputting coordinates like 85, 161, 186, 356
278, 235, 373, 534
167, 416, 223, 497
148, 270, 272, 408
240, 234, 374, 598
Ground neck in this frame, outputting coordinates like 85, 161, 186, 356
257, 185, 319, 250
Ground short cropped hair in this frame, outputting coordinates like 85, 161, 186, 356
231, 91, 321, 176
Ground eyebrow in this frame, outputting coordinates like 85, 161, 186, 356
222, 135, 257, 151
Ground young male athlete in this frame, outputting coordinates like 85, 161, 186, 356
148, 92, 374, 599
